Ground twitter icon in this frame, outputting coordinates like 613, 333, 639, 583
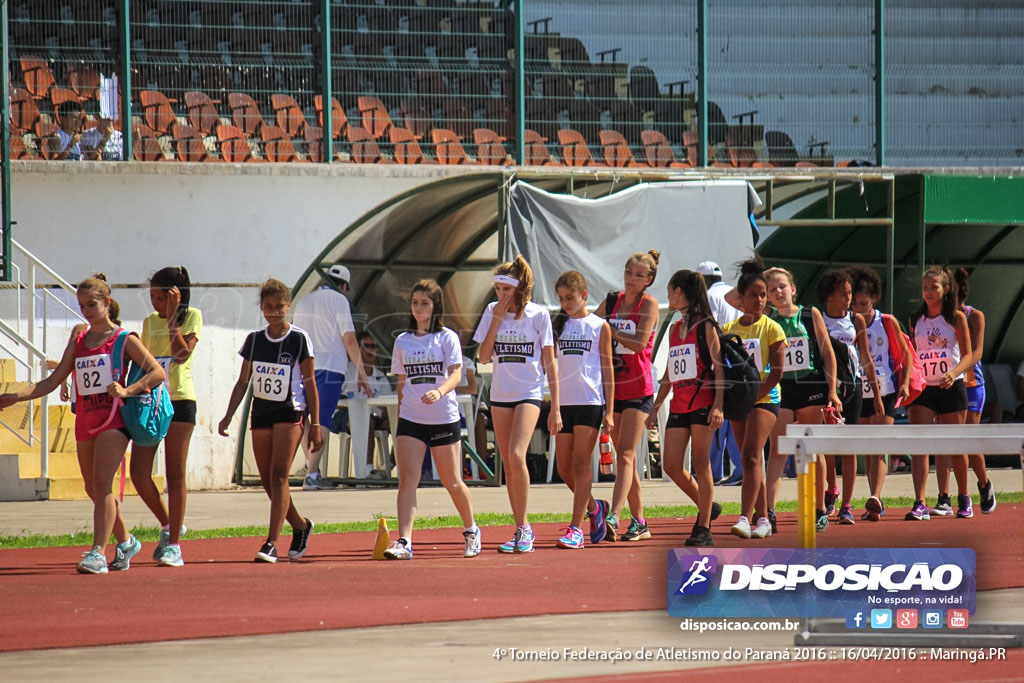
870, 609, 893, 629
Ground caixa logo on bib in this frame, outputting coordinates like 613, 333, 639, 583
667, 549, 976, 618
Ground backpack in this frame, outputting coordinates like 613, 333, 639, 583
109, 329, 174, 447
887, 314, 926, 405
694, 322, 762, 421
800, 308, 856, 403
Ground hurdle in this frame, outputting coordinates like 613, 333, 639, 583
778, 424, 1024, 549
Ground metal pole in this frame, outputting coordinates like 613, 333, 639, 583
321, 0, 332, 164
697, 0, 708, 167
118, 0, 133, 161
886, 178, 895, 312
514, 0, 526, 165
1, 0, 11, 282
795, 441, 816, 549
874, 0, 885, 167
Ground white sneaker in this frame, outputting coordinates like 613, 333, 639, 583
751, 517, 772, 538
383, 538, 413, 560
731, 516, 751, 539
463, 527, 482, 558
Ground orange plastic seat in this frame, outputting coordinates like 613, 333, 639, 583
357, 96, 395, 140
640, 130, 690, 168
7, 134, 34, 160
389, 127, 436, 165
598, 130, 647, 168
261, 125, 302, 162
270, 94, 307, 138
430, 128, 478, 165
68, 64, 101, 102
34, 122, 61, 160
304, 126, 326, 163
314, 95, 348, 140
184, 91, 221, 137
556, 129, 599, 167
217, 124, 258, 162
50, 87, 80, 112
10, 88, 41, 136
473, 128, 511, 166
172, 123, 216, 162
227, 92, 266, 138
139, 90, 178, 136
132, 124, 165, 161
521, 129, 560, 166
347, 127, 392, 164
19, 56, 55, 100
683, 130, 699, 167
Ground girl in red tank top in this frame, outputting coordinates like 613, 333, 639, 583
0, 275, 166, 575
649, 270, 725, 546
595, 250, 660, 542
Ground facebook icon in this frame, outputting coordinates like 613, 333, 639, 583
845, 610, 866, 629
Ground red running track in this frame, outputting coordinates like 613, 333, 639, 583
1, 505, 1022, 652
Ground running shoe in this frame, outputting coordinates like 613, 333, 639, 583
604, 514, 619, 543
514, 526, 536, 553
685, 525, 714, 547
905, 501, 930, 521
932, 493, 954, 517
77, 547, 108, 575
956, 494, 973, 519
837, 504, 855, 525
289, 518, 313, 559
302, 474, 335, 491
622, 518, 651, 541
157, 543, 184, 567
720, 473, 743, 486
731, 516, 751, 539
255, 541, 278, 563
556, 525, 585, 549
978, 480, 997, 514
498, 528, 521, 554
815, 509, 829, 531
863, 496, 884, 522
751, 517, 772, 539
383, 538, 413, 560
588, 500, 609, 545
110, 535, 142, 571
463, 528, 482, 558
710, 501, 722, 522
767, 509, 777, 534
153, 524, 188, 561
824, 487, 839, 516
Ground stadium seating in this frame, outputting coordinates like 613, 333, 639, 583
557, 129, 600, 167
261, 125, 303, 163
431, 128, 478, 166
390, 127, 436, 165
139, 90, 178, 137
270, 94, 308, 139
217, 124, 258, 163
132, 124, 166, 161
172, 123, 216, 163
524, 129, 561, 166
10, 89, 41, 136
314, 95, 349, 141
348, 127, 392, 164
19, 56, 56, 100
599, 130, 647, 168
228, 93, 267, 138
185, 91, 222, 138
473, 128, 511, 166
640, 130, 690, 168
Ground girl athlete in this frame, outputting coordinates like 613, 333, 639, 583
0, 275, 166, 574
219, 278, 320, 562
648, 270, 725, 547
722, 257, 785, 539
384, 279, 480, 560
764, 267, 840, 534
906, 266, 974, 521
848, 265, 913, 520
474, 256, 560, 553
950, 267, 995, 513
551, 271, 614, 549
594, 250, 660, 542
130, 266, 202, 567
818, 269, 884, 524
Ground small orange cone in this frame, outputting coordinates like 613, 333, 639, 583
372, 517, 390, 560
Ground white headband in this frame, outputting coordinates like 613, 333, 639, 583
493, 274, 520, 287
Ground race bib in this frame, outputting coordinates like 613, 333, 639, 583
783, 336, 811, 372
863, 379, 875, 398
667, 343, 697, 382
156, 356, 173, 388
740, 338, 763, 374
75, 354, 114, 396
609, 318, 636, 355
252, 361, 290, 401
918, 349, 951, 383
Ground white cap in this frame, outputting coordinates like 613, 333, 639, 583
327, 264, 350, 283
697, 261, 722, 277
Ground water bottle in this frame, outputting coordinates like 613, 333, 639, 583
599, 429, 613, 475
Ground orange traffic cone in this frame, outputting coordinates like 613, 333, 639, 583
372, 517, 390, 560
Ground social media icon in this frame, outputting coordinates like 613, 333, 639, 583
870, 609, 892, 629
923, 610, 943, 628
845, 610, 866, 629
896, 609, 918, 629
948, 609, 969, 629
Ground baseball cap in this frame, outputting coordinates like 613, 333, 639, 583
327, 264, 351, 283
697, 261, 722, 277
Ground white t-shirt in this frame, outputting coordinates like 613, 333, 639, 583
556, 313, 605, 406
391, 327, 462, 424
341, 361, 390, 398
863, 310, 895, 398
707, 281, 742, 326
913, 314, 963, 386
473, 301, 553, 402
291, 286, 355, 374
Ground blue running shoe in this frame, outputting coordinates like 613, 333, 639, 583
515, 526, 535, 553
157, 543, 184, 567
77, 547, 108, 575
110, 535, 142, 571
153, 524, 188, 561
556, 525, 584, 549
588, 500, 609, 545
498, 528, 522, 554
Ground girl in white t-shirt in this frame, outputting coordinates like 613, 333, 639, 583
552, 271, 614, 549
384, 279, 479, 560
474, 256, 561, 553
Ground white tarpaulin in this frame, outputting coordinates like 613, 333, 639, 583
505, 180, 759, 307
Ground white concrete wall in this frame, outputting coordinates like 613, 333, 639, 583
8, 161, 481, 489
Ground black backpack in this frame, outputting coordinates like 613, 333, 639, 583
800, 308, 857, 403
693, 322, 762, 421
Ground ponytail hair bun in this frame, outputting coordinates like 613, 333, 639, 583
627, 250, 660, 289
735, 255, 767, 294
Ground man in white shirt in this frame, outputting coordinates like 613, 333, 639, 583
340, 331, 393, 475
292, 264, 370, 489
698, 261, 743, 485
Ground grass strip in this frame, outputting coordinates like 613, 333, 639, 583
1, 492, 1019, 550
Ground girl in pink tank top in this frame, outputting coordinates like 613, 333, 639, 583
595, 250, 660, 542
0, 275, 166, 575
